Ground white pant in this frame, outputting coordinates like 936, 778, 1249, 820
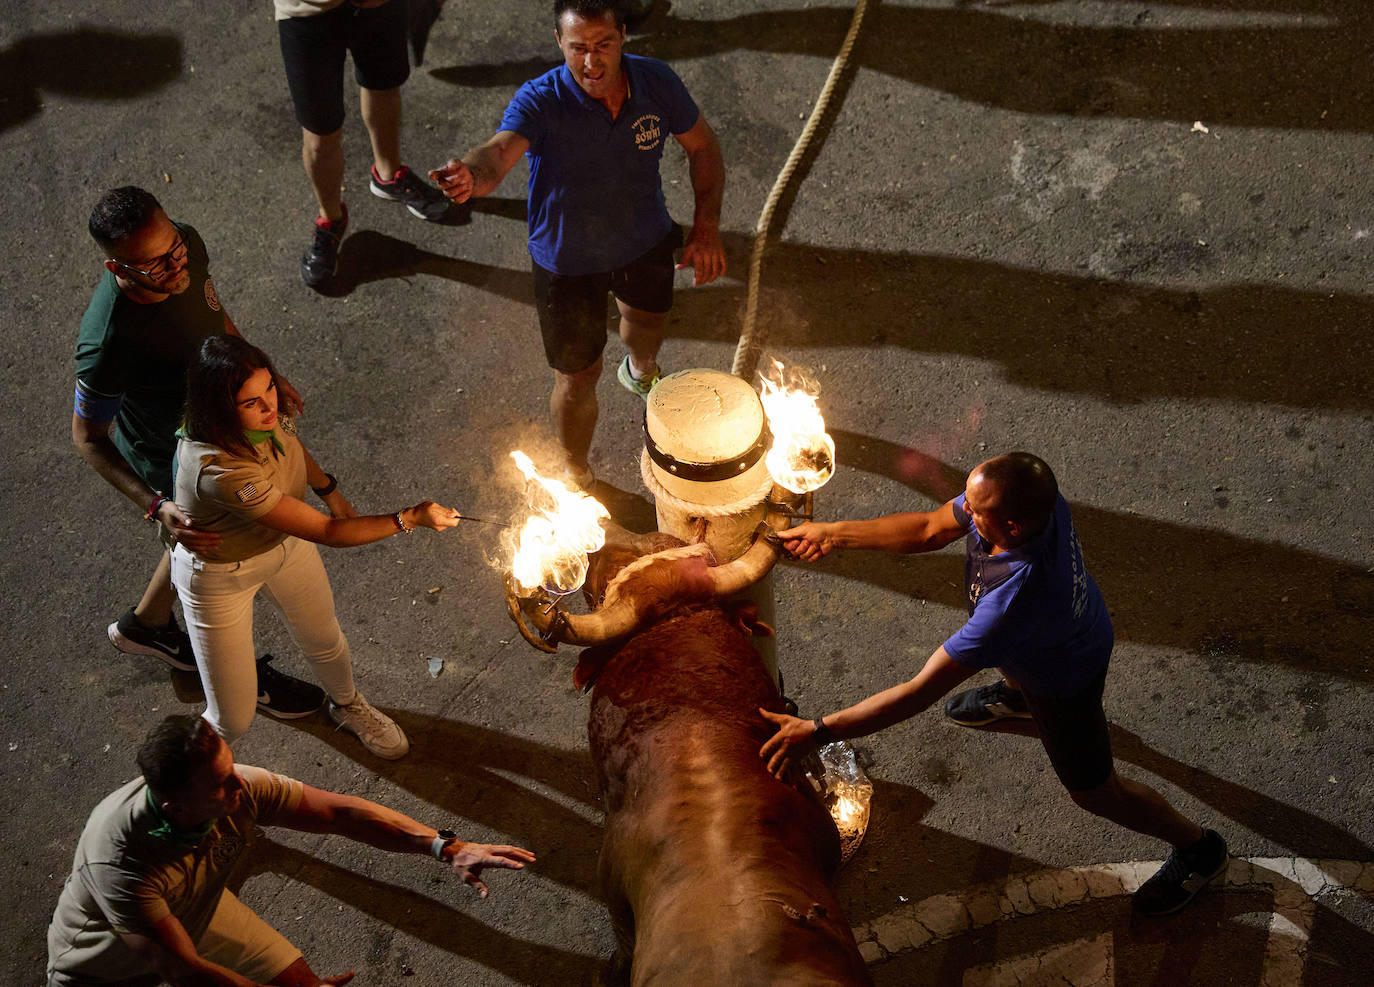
171, 538, 357, 742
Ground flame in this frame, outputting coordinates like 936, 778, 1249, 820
759, 360, 835, 494
832, 793, 866, 827
508, 451, 609, 595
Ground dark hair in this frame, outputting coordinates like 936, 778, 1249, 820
554, 0, 623, 31
183, 335, 282, 459
137, 715, 221, 800
89, 186, 162, 249
975, 452, 1059, 532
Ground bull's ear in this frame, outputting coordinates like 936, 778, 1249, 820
574, 642, 618, 693
728, 603, 776, 638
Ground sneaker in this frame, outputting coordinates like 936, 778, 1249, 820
1133, 829, 1228, 916
107, 608, 196, 672
369, 165, 449, 221
617, 354, 662, 400
328, 691, 410, 759
301, 204, 348, 287
408, 0, 443, 66
256, 654, 324, 719
943, 680, 1032, 727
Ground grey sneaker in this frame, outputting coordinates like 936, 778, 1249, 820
328, 691, 409, 759
369, 165, 449, 221
1133, 829, 1228, 916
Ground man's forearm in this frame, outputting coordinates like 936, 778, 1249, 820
828, 513, 949, 554
75, 432, 159, 508
824, 647, 976, 739
463, 146, 509, 199
687, 142, 724, 230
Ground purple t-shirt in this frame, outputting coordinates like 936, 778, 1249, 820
942, 493, 1113, 698
500, 54, 699, 276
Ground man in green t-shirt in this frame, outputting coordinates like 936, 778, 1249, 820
73, 188, 309, 705
47, 715, 535, 986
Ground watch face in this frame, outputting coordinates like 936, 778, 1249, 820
437, 829, 458, 841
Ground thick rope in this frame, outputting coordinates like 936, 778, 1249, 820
640, 448, 774, 518
730, 0, 873, 383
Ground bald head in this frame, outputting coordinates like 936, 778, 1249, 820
967, 453, 1058, 544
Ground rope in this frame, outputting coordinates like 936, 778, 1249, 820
640, 448, 774, 518
730, 0, 873, 383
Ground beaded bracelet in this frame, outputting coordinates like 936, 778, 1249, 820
143, 494, 170, 523
394, 511, 414, 534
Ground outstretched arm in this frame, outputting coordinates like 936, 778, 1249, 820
430, 130, 531, 203
277, 785, 536, 898
759, 646, 976, 779
780, 499, 966, 561
673, 113, 726, 286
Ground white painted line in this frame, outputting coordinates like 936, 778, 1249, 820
856, 856, 1372, 983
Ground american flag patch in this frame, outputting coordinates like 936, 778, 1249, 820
235, 482, 260, 503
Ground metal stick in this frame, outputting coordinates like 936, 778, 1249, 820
455, 514, 511, 527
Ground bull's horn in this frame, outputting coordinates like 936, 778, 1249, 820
701, 523, 785, 596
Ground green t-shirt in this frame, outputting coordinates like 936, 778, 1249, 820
74, 222, 226, 493
46, 765, 302, 984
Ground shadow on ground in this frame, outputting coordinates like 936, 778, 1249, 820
0, 29, 182, 132
437, 1, 1374, 133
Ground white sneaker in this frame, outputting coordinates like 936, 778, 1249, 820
328, 692, 409, 760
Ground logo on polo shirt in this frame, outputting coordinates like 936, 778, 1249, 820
631, 113, 663, 151
204, 277, 221, 312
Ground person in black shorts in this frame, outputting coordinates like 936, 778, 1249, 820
431, 1, 726, 488
760, 454, 1230, 918
274, 0, 449, 287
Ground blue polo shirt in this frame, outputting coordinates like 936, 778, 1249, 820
941, 493, 1113, 698
500, 54, 700, 276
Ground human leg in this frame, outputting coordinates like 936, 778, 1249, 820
196, 890, 304, 986
552, 360, 603, 481
533, 261, 614, 479
1026, 670, 1226, 914
169, 547, 263, 744
108, 550, 197, 671
359, 86, 402, 181
301, 128, 346, 224
261, 538, 407, 759
611, 224, 680, 395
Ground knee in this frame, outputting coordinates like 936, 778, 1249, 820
302, 128, 342, 153
1067, 771, 1122, 814
556, 361, 602, 396
206, 705, 255, 746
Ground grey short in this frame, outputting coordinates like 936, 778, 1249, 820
1021, 667, 1114, 792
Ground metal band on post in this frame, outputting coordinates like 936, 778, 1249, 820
641, 416, 771, 483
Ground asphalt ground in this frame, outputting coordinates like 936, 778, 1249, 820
2, 1, 1371, 984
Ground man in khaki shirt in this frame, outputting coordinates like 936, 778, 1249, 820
47, 716, 535, 986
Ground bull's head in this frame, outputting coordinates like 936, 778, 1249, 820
505, 485, 807, 653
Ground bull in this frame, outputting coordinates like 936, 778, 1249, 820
507, 506, 872, 986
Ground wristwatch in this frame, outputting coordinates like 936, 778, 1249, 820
812, 716, 835, 746
430, 828, 458, 860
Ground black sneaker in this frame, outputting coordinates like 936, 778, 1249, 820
107, 608, 196, 672
301, 205, 348, 287
369, 165, 449, 221
944, 680, 1032, 727
1133, 829, 1228, 916
256, 654, 324, 719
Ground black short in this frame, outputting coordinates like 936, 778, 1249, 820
278, 1, 410, 136
1022, 667, 1114, 792
531, 225, 683, 373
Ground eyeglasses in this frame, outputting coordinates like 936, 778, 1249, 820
115, 234, 187, 281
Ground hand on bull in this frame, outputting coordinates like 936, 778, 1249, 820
778, 522, 839, 563
442, 842, 538, 898
758, 708, 821, 781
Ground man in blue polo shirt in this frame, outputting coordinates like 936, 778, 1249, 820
758, 453, 1229, 918
431, 0, 725, 488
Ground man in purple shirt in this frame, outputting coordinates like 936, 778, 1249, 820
431, 0, 725, 488
760, 452, 1228, 917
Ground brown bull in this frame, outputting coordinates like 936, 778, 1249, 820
572, 531, 873, 986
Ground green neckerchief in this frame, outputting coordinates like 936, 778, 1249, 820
245, 428, 284, 455
145, 788, 216, 845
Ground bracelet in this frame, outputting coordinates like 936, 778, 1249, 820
311, 473, 338, 497
143, 493, 170, 523
394, 510, 414, 534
